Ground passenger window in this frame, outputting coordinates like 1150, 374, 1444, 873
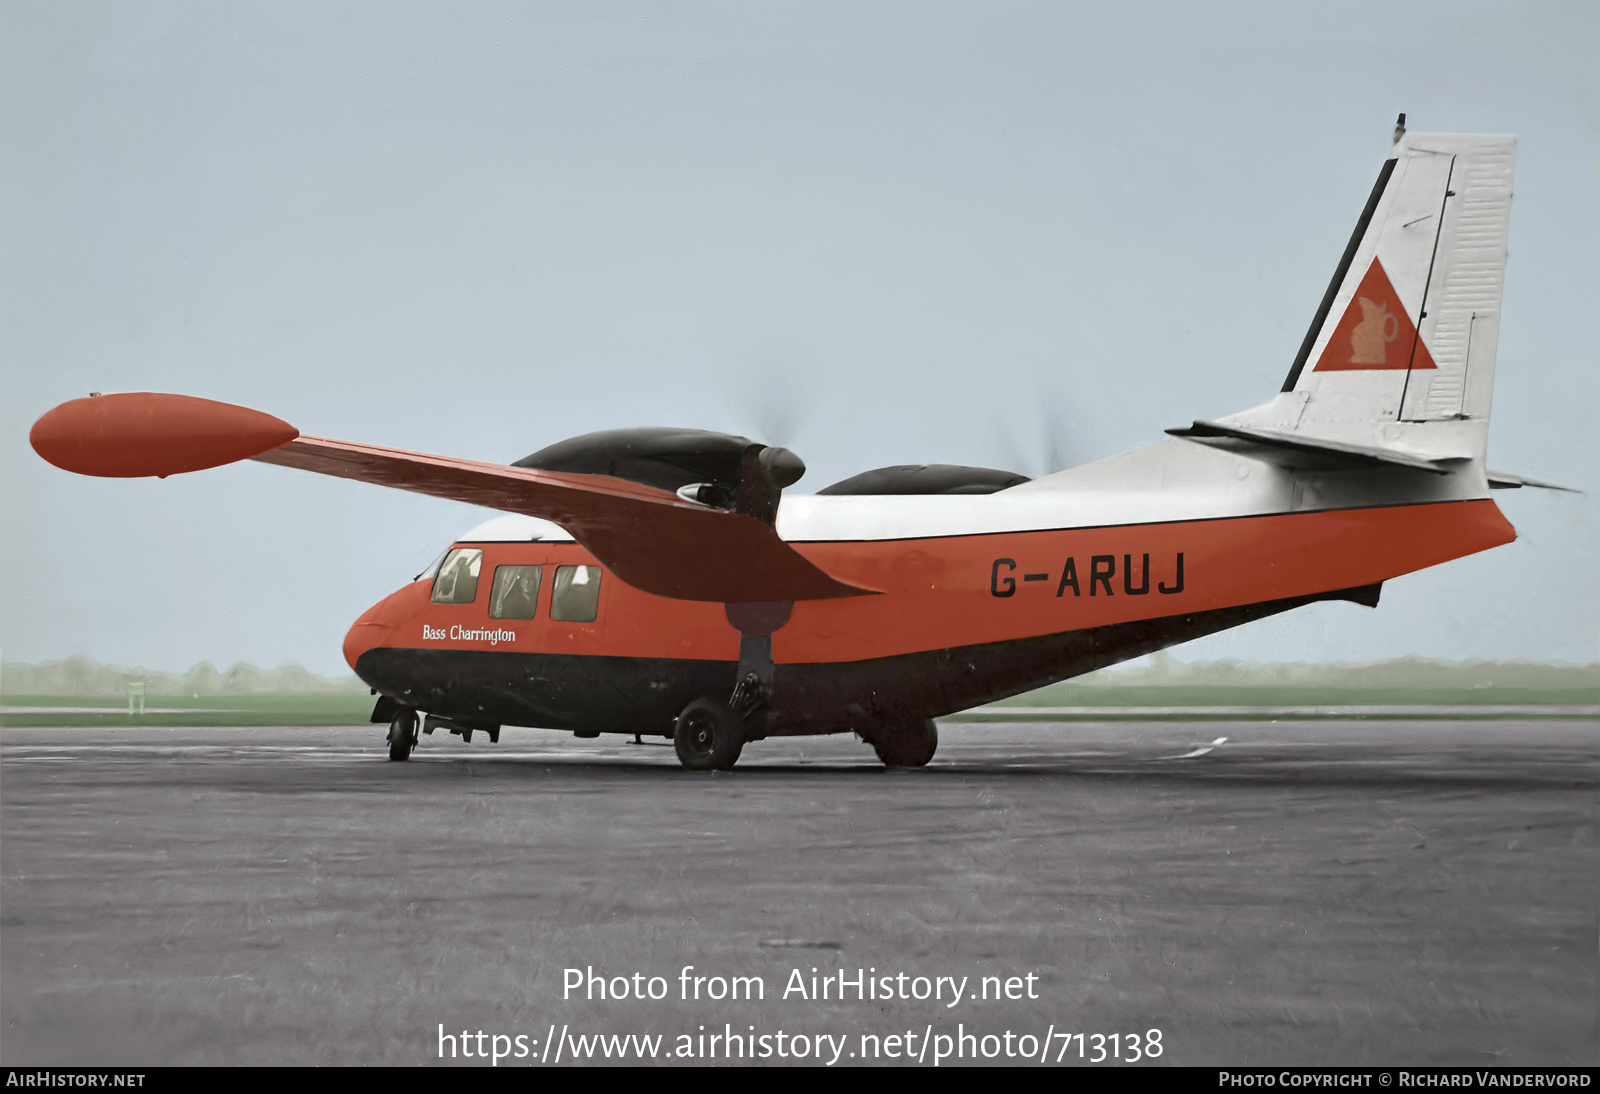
489, 565, 542, 620
550, 565, 601, 622
430, 548, 482, 604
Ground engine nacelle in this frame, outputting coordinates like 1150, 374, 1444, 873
818, 464, 1030, 496
515, 427, 804, 510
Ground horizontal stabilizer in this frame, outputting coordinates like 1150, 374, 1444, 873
1167, 420, 1459, 474
1486, 470, 1580, 493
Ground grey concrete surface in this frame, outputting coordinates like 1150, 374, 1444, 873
1, 721, 1594, 1067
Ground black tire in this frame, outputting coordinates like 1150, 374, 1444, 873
871, 718, 937, 768
387, 709, 418, 762
674, 697, 744, 772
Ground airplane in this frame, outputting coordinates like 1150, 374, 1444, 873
30, 122, 1561, 771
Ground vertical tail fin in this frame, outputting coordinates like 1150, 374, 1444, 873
1224, 128, 1515, 465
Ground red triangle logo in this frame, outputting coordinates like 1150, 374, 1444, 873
1312, 258, 1436, 372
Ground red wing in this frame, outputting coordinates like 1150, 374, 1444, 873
30, 393, 873, 603
251, 436, 873, 603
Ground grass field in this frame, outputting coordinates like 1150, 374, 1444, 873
0, 694, 376, 728
988, 682, 1600, 708
945, 683, 1600, 719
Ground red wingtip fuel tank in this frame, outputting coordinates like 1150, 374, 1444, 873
30, 392, 299, 478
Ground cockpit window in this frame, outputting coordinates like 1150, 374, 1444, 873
489, 565, 542, 620
431, 548, 483, 604
415, 548, 449, 584
550, 565, 601, 622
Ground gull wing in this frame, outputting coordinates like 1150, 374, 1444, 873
30, 393, 872, 603
253, 436, 873, 603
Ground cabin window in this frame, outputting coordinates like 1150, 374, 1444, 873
550, 565, 601, 622
489, 565, 543, 620
431, 548, 482, 604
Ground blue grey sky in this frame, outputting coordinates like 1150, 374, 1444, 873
3, 1, 1595, 675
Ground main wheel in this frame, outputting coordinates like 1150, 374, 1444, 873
673, 697, 744, 772
387, 708, 419, 762
871, 717, 937, 768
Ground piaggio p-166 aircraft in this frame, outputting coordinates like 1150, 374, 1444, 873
32, 124, 1557, 771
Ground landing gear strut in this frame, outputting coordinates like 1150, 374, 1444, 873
673, 697, 744, 772
870, 717, 938, 768
387, 708, 419, 762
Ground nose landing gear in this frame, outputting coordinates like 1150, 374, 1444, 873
387, 708, 419, 762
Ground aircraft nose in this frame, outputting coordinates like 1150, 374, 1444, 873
343, 619, 387, 672
343, 587, 412, 671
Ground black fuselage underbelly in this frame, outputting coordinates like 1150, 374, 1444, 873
355, 588, 1366, 737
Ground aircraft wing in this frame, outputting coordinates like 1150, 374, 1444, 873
253, 436, 873, 602
30, 393, 873, 603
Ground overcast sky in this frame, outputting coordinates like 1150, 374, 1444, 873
2, 0, 1595, 676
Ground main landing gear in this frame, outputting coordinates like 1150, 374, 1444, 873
387, 708, 419, 762
668, 700, 939, 772
868, 717, 938, 768
673, 697, 744, 772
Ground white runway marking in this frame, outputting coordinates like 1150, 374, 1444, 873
1168, 735, 1228, 759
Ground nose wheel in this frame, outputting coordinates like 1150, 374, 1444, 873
387, 708, 419, 761
673, 697, 744, 771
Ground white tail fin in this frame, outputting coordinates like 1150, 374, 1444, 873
1217, 130, 1515, 468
